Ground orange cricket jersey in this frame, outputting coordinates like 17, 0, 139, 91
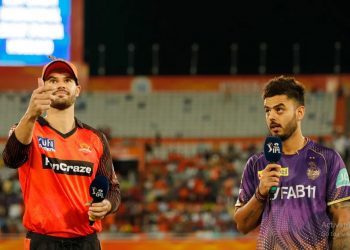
18, 117, 106, 237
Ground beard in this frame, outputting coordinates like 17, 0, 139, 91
270, 116, 298, 141
274, 115, 298, 141
51, 94, 76, 110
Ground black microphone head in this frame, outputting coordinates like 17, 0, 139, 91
89, 175, 109, 203
264, 136, 282, 162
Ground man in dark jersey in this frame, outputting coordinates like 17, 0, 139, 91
234, 76, 350, 249
2, 58, 121, 250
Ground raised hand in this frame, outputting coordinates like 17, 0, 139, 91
25, 78, 57, 119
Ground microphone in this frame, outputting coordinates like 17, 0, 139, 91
263, 136, 282, 195
89, 175, 109, 226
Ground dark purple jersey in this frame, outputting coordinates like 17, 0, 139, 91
236, 139, 350, 249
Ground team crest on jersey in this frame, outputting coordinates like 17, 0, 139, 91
307, 161, 320, 180
78, 143, 92, 154
38, 136, 55, 152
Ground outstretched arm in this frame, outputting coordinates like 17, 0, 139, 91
2, 79, 56, 168
329, 200, 350, 249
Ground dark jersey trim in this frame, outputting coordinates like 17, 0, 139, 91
2, 131, 31, 168
82, 122, 121, 213
37, 116, 77, 139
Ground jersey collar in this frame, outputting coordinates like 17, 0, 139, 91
37, 116, 84, 128
37, 116, 83, 139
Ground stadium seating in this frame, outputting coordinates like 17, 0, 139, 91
0, 92, 336, 138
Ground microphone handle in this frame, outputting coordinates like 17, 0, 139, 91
269, 161, 279, 195
89, 199, 97, 226
269, 186, 277, 194
89, 219, 95, 226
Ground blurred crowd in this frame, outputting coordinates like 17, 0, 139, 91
110, 142, 252, 236
1, 130, 350, 236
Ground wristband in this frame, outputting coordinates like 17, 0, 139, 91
255, 187, 268, 203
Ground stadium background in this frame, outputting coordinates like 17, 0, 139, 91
1, 0, 350, 249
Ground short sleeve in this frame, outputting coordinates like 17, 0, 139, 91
327, 150, 350, 206
235, 155, 260, 207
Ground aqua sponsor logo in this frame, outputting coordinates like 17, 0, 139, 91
336, 168, 350, 188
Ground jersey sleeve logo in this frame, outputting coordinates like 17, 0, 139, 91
38, 136, 55, 152
336, 168, 350, 188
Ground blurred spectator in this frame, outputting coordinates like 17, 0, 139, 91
332, 127, 350, 164
0, 162, 23, 234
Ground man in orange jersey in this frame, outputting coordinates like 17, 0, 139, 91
2, 57, 121, 250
